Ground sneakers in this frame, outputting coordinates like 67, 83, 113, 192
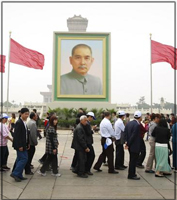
37, 170, 46, 176
51, 173, 61, 177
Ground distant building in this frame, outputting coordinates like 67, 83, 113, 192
67, 15, 88, 32
23, 102, 47, 118
40, 85, 52, 103
116, 103, 172, 119
116, 103, 131, 110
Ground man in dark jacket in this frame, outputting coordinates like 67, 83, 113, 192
84, 112, 97, 175
71, 115, 90, 178
124, 111, 142, 180
10, 108, 30, 182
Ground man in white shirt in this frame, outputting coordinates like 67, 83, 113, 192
114, 111, 127, 170
93, 111, 118, 174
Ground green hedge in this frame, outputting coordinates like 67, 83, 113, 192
42, 107, 117, 128
58, 119, 76, 128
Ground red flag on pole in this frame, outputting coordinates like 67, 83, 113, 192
151, 40, 177, 70
10, 38, 44, 70
0, 55, 6, 73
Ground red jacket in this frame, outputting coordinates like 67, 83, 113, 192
140, 123, 146, 138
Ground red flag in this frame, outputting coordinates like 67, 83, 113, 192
151, 40, 177, 70
10, 38, 44, 70
0, 55, 6, 73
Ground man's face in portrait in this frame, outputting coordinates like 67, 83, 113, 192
69, 47, 94, 76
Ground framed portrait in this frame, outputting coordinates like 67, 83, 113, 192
53, 32, 110, 102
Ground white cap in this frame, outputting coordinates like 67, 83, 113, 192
0, 113, 9, 119
134, 111, 142, 118
86, 112, 96, 120
117, 111, 126, 116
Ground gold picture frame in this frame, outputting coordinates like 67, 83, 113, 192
53, 32, 110, 102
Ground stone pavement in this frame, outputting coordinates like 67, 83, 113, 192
1, 130, 176, 199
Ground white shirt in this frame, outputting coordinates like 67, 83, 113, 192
100, 118, 115, 138
115, 118, 125, 140
22, 119, 28, 142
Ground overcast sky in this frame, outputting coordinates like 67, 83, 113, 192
1, 1, 176, 106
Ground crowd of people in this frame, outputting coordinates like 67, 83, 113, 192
0, 108, 176, 182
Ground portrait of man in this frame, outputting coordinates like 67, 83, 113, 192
60, 44, 102, 95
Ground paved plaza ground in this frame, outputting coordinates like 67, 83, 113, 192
1, 130, 177, 199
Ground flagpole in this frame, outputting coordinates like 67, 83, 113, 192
150, 33, 152, 114
6, 31, 11, 114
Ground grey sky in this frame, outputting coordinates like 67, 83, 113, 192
1, 1, 175, 106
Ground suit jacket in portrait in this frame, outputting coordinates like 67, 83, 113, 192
60, 69, 102, 95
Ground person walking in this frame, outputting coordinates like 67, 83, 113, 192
71, 115, 90, 178
145, 113, 160, 173
0, 114, 13, 171
124, 113, 130, 126
43, 112, 50, 137
114, 111, 127, 170
10, 108, 30, 182
84, 112, 96, 175
70, 108, 85, 171
25, 112, 38, 175
136, 122, 146, 168
38, 115, 61, 177
8, 113, 16, 137
38, 112, 55, 166
93, 111, 118, 174
124, 111, 142, 180
172, 118, 177, 173
111, 112, 117, 128
151, 118, 172, 177
33, 109, 42, 140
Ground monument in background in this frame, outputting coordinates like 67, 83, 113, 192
67, 15, 88, 32
47, 15, 116, 110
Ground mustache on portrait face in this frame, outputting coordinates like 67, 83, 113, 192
78, 65, 87, 69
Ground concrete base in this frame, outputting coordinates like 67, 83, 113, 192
46, 101, 117, 110
4, 130, 176, 199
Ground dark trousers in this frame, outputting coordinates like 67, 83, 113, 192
128, 150, 139, 178
115, 140, 124, 168
75, 150, 86, 175
85, 144, 95, 172
137, 138, 146, 166
71, 150, 78, 168
40, 153, 48, 163
37, 130, 42, 139
40, 153, 58, 174
94, 137, 114, 172
25, 145, 36, 173
0, 146, 9, 167
43, 129, 46, 137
